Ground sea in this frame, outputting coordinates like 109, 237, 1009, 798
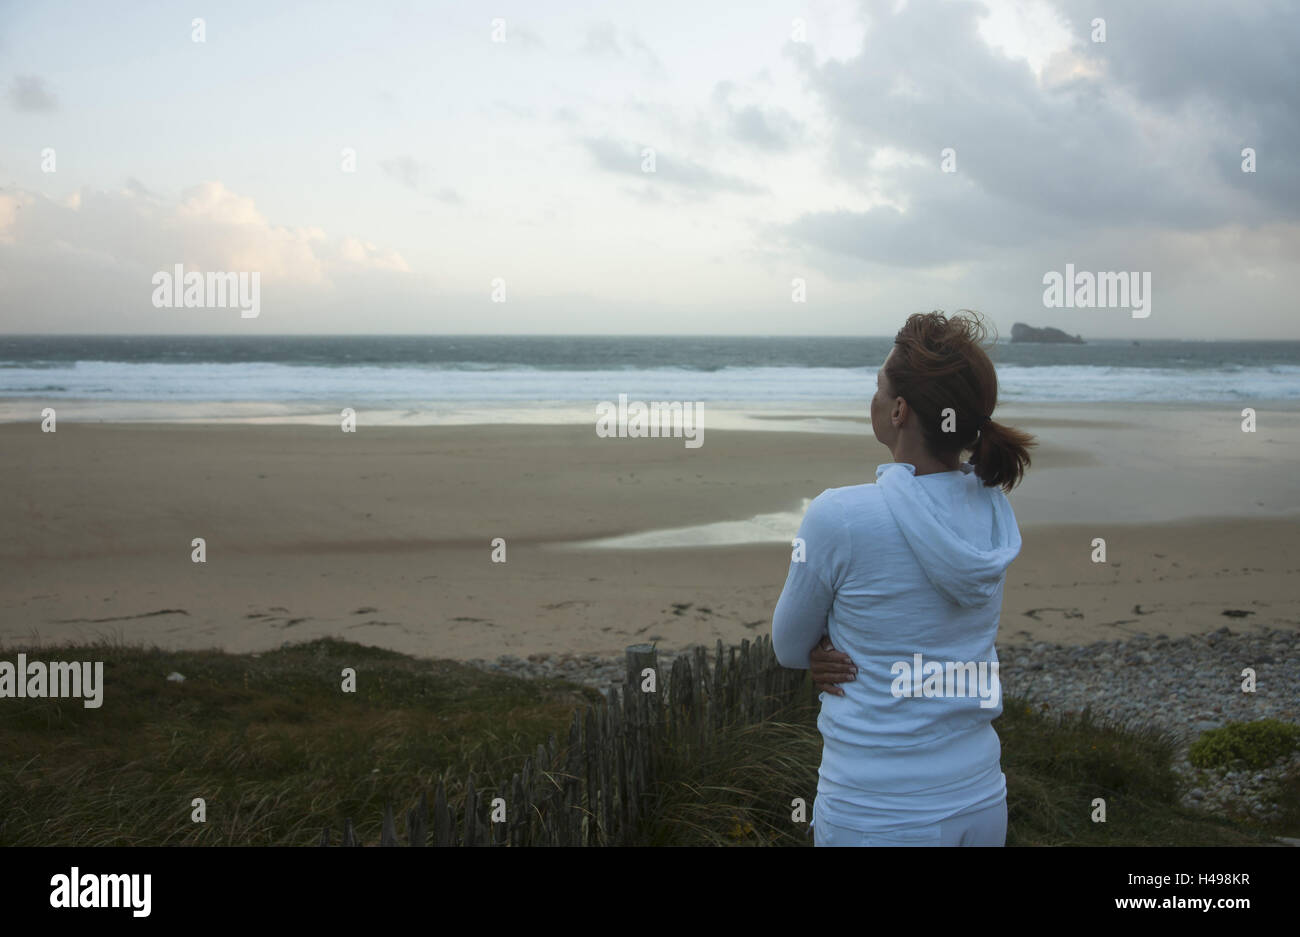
0, 335, 1297, 427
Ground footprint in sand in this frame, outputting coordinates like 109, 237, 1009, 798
1022, 608, 1084, 623
346, 620, 407, 632
50, 608, 188, 624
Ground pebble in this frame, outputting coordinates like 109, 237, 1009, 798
999, 626, 1300, 825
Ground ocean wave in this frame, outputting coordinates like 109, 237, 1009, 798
0, 361, 1295, 405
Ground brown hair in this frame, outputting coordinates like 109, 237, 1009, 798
884, 309, 1036, 493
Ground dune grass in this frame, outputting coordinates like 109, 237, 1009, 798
1, 637, 1291, 845
0, 637, 600, 845
641, 696, 1293, 845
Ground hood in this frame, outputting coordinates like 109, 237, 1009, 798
875, 462, 1022, 608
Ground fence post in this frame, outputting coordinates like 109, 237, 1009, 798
600, 688, 616, 843
564, 709, 583, 845
464, 772, 477, 847
408, 791, 428, 846
625, 644, 657, 694
380, 802, 398, 846
533, 742, 552, 844
433, 780, 451, 846
583, 706, 599, 845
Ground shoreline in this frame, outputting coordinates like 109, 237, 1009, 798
2, 396, 1300, 428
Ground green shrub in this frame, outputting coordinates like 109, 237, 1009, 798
1189, 720, 1300, 771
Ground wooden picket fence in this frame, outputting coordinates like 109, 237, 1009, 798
319, 634, 814, 846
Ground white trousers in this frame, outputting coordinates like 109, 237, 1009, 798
813, 798, 1007, 847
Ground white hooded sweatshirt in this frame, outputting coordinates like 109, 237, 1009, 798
772, 461, 1022, 831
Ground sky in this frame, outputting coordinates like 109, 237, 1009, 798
1, 0, 1296, 338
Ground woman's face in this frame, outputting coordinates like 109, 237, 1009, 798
871, 349, 899, 449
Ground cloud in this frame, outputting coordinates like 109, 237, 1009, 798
0, 191, 31, 244
124, 177, 157, 200
712, 81, 803, 152
779, 0, 1297, 267
176, 180, 268, 227
580, 22, 663, 75
625, 31, 665, 75
379, 156, 423, 189
491, 100, 535, 119
509, 24, 545, 50
0, 181, 410, 329
9, 75, 57, 112
1054, 0, 1300, 213
582, 137, 765, 196
581, 21, 622, 57
782, 178, 1012, 268
334, 237, 410, 272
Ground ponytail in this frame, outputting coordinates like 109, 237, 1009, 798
969, 418, 1036, 494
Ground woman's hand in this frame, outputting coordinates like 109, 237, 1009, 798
809, 636, 857, 697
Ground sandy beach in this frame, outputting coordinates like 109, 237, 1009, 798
2, 402, 1298, 659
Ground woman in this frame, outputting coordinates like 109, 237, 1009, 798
772, 310, 1036, 847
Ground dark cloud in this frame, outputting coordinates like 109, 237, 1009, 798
581, 137, 765, 196
780, 0, 1297, 267
9, 75, 57, 112
1056, 0, 1300, 212
712, 81, 803, 151
580, 22, 663, 75
784, 165, 1029, 267
379, 156, 422, 189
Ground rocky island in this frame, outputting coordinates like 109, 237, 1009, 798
1010, 322, 1086, 344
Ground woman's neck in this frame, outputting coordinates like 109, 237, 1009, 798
890, 444, 959, 476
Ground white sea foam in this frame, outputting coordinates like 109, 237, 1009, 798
0, 360, 1297, 425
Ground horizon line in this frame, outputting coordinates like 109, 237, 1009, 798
2, 333, 1296, 343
